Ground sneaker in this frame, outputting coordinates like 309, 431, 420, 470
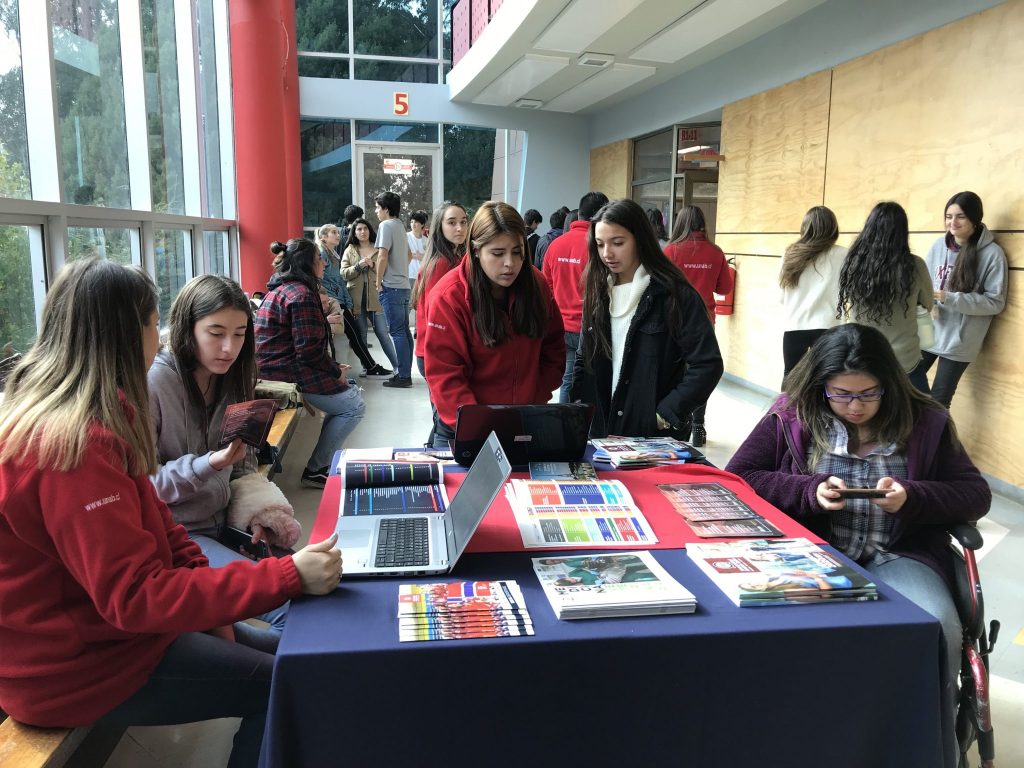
382, 375, 413, 389
692, 423, 707, 448
358, 369, 368, 378
364, 364, 393, 380
300, 467, 329, 488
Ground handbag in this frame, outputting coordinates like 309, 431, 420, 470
916, 305, 935, 349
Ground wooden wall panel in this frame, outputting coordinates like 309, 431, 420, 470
717, 71, 831, 234
825, 1, 1024, 233
589, 140, 632, 202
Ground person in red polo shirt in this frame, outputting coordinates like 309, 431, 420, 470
663, 205, 733, 446
424, 202, 564, 449
542, 191, 609, 402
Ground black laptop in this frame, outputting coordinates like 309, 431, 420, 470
451, 403, 595, 468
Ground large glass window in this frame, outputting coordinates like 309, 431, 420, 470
195, 0, 223, 217
354, 59, 437, 84
141, 0, 185, 214
50, 0, 131, 208
155, 228, 190, 320
443, 124, 495, 216
204, 229, 229, 275
0, 0, 31, 199
356, 121, 438, 143
632, 129, 673, 183
0, 224, 39, 351
301, 119, 352, 227
67, 226, 134, 263
296, 0, 348, 53
298, 56, 350, 79
353, 0, 436, 59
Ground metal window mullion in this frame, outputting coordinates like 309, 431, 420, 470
140, 219, 155, 275
189, 0, 210, 220
175, 0, 202, 216
212, 0, 236, 220
27, 224, 48, 330
45, 213, 68, 273
119, 0, 152, 212
19, 0, 62, 202
348, 0, 354, 78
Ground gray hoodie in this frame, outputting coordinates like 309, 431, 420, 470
925, 225, 1008, 362
148, 351, 255, 531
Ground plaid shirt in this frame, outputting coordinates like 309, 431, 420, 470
811, 418, 907, 563
255, 279, 345, 395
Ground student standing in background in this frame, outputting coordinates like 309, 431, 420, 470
340, 218, 399, 375
374, 191, 413, 388
524, 208, 542, 262
424, 202, 564, 449
406, 210, 429, 333
915, 191, 1008, 407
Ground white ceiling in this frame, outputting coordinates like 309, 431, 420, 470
448, 0, 827, 114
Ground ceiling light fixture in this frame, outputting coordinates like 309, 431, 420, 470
577, 52, 614, 68
515, 98, 544, 109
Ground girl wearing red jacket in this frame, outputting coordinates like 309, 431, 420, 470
662, 205, 733, 446
0, 259, 341, 766
424, 201, 565, 449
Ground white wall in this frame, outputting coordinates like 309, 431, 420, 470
587, 0, 1007, 148
299, 78, 590, 225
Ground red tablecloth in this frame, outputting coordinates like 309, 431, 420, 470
309, 462, 824, 551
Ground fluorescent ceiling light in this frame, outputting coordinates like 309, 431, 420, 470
535, 0, 646, 53
577, 52, 614, 68
544, 63, 656, 113
515, 98, 544, 109
632, 0, 791, 63
472, 54, 570, 107
678, 145, 712, 154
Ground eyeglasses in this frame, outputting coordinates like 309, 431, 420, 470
824, 389, 884, 403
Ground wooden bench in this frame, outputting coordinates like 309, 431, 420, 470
257, 406, 301, 479
0, 715, 122, 768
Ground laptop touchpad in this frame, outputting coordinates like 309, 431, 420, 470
339, 528, 371, 549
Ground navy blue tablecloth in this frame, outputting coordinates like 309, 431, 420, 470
260, 548, 944, 768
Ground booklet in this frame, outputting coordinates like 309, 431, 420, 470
219, 399, 278, 448
528, 461, 598, 480
686, 538, 878, 607
506, 479, 658, 548
397, 580, 534, 642
657, 482, 784, 538
590, 437, 694, 468
532, 551, 697, 619
339, 461, 447, 516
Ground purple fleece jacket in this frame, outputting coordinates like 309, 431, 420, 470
725, 397, 990, 585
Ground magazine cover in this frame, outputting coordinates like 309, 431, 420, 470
531, 551, 696, 619
590, 437, 695, 467
686, 538, 878, 606
219, 399, 278, 448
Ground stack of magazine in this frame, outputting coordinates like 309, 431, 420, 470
532, 551, 697, 619
686, 538, 878, 606
397, 580, 533, 641
590, 437, 696, 468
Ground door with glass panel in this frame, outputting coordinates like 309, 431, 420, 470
354, 146, 442, 227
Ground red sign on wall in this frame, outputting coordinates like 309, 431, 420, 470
393, 92, 409, 116
383, 158, 414, 175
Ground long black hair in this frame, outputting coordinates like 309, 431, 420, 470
465, 201, 548, 346
343, 217, 377, 251
837, 202, 916, 324
944, 191, 985, 293
411, 201, 467, 309
269, 238, 320, 294
581, 198, 695, 366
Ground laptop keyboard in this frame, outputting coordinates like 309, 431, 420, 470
374, 517, 431, 568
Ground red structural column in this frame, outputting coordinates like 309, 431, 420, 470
228, 0, 303, 294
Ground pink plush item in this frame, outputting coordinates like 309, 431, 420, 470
227, 473, 302, 549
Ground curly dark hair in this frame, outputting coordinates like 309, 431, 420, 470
837, 202, 916, 324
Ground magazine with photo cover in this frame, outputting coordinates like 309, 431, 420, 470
397, 580, 534, 641
531, 551, 696, 619
219, 399, 278, 448
686, 538, 878, 607
339, 461, 447, 516
590, 437, 698, 468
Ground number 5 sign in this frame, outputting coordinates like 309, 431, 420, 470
393, 92, 409, 116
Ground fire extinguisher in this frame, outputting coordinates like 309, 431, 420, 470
715, 257, 737, 316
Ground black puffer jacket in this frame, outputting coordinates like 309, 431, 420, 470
570, 276, 723, 438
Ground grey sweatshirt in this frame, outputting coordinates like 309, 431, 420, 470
148, 351, 255, 531
925, 225, 1008, 362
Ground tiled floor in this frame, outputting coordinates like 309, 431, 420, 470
104, 356, 1024, 767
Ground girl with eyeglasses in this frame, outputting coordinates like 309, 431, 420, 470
726, 323, 989, 765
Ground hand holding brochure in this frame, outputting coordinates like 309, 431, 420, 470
397, 580, 534, 641
219, 399, 278, 448
506, 479, 658, 548
340, 461, 447, 516
532, 551, 697, 619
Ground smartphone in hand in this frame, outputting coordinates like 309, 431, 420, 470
834, 488, 889, 499
221, 526, 272, 560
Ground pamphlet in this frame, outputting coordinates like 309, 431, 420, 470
397, 580, 534, 641
686, 538, 879, 606
340, 461, 447, 516
657, 482, 784, 538
506, 479, 658, 548
590, 437, 695, 468
531, 551, 697, 619
219, 399, 278, 448
528, 461, 598, 480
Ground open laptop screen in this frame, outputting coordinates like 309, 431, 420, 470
452, 403, 594, 467
446, 432, 511, 563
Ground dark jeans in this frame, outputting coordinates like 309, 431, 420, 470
782, 329, 828, 380
98, 632, 273, 768
559, 331, 580, 404
380, 286, 413, 378
691, 401, 707, 425
340, 309, 377, 371
431, 417, 456, 451
417, 355, 438, 446
912, 351, 971, 407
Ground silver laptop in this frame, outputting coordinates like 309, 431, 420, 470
335, 432, 511, 577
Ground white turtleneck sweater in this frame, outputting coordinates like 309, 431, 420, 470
608, 265, 651, 394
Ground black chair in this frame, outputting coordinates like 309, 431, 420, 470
948, 522, 1000, 768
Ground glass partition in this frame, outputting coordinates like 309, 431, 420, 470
0, 0, 31, 199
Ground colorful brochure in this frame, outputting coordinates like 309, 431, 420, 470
657, 482, 784, 538
339, 461, 447, 516
397, 580, 534, 642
